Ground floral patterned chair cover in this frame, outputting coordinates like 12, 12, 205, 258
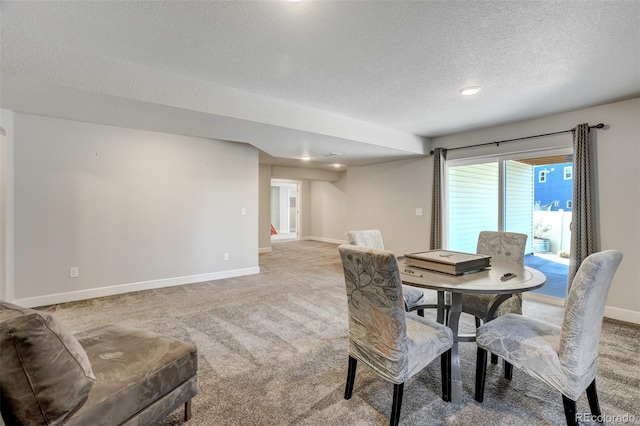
461, 231, 528, 321
475, 250, 623, 425
346, 230, 436, 316
460, 231, 528, 378
338, 244, 453, 426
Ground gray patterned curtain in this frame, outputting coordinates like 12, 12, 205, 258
430, 148, 447, 249
567, 123, 595, 290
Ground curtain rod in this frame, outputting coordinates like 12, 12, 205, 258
429, 123, 605, 155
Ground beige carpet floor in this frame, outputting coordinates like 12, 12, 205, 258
40, 240, 640, 425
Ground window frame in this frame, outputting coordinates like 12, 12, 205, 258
539, 170, 547, 183
444, 147, 573, 250
564, 165, 573, 180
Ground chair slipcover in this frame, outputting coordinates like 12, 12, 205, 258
339, 244, 453, 384
461, 231, 528, 319
476, 249, 623, 400
346, 229, 385, 250
346, 230, 428, 312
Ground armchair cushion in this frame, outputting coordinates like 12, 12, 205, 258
67, 324, 198, 425
0, 301, 96, 425
1, 301, 198, 426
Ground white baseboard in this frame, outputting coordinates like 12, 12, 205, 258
263, 236, 343, 251
523, 292, 565, 307
523, 292, 640, 325
12, 267, 260, 308
306, 236, 346, 245
604, 306, 640, 324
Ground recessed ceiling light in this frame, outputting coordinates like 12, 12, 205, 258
460, 86, 482, 96
333, 163, 342, 168
300, 155, 311, 161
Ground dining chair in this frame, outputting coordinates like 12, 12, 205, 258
460, 231, 528, 379
338, 244, 453, 426
474, 250, 623, 426
346, 230, 440, 318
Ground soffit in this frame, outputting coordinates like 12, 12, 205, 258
1, 1, 638, 168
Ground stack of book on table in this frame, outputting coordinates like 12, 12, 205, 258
404, 250, 491, 275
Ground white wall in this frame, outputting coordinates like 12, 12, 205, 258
309, 174, 348, 243
299, 180, 311, 239
258, 164, 272, 252
0, 109, 15, 302
346, 157, 432, 255
12, 113, 259, 307
0, 126, 4, 301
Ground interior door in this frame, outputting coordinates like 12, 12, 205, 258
270, 180, 299, 240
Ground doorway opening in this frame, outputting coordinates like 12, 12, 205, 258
270, 180, 299, 241
445, 150, 572, 299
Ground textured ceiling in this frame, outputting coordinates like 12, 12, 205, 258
1, 1, 639, 168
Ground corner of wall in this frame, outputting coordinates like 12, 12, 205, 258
0, 109, 15, 302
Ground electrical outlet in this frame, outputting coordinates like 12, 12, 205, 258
69, 267, 79, 278
223, 253, 229, 261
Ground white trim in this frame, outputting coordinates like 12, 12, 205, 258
524, 292, 640, 325
11, 267, 260, 308
603, 306, 640, 325
306, 236, 345, 245
563, 165, 573, 180
524, 292, 565, 307
258, 247, 273, 253
539, 169, 547, 183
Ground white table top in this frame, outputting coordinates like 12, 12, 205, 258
398, 258, 546, 294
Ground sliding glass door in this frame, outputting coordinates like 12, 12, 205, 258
448, 162, 499, 253
445, 150, 572, 299
270, 180, 299, 241
447, 159, 533, 252
504, 159, 534, 243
